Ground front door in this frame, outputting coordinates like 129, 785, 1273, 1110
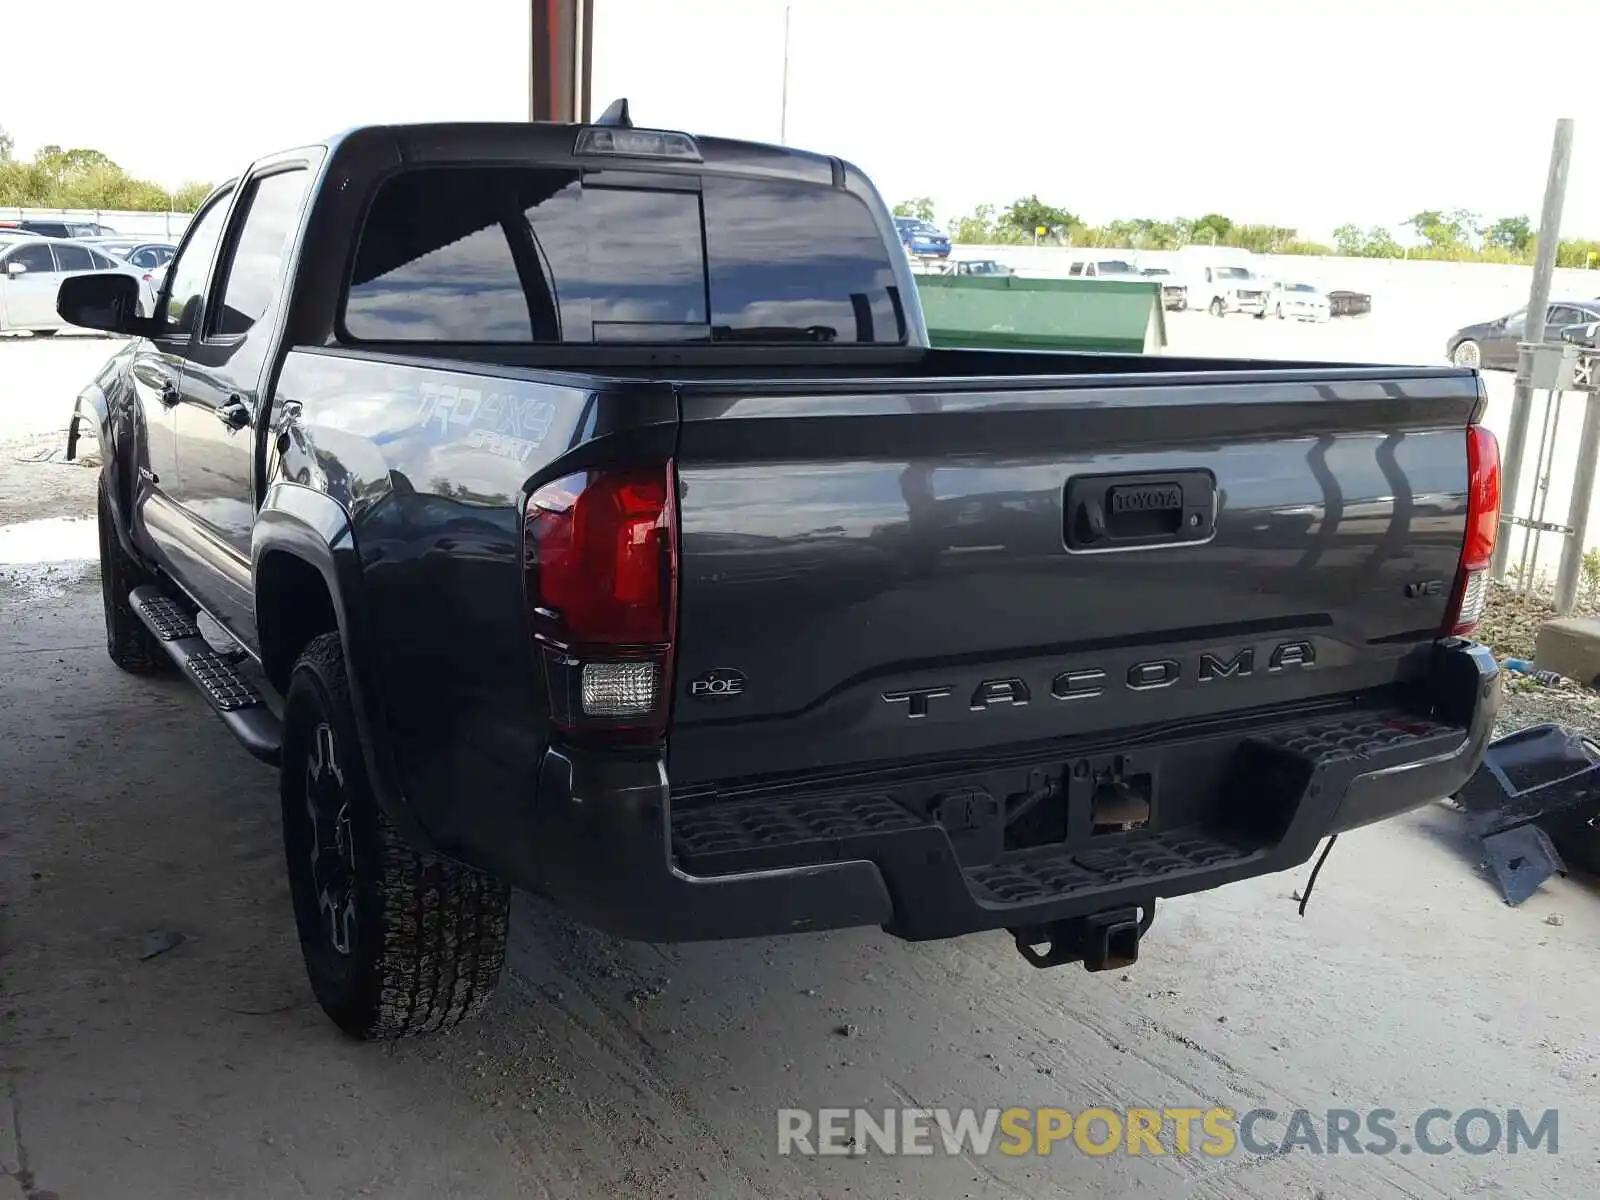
0, 242, 63, 329
169, 164, 314, 646
130, 187, 236, 575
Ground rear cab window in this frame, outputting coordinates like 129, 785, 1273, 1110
342, 166, 906, 345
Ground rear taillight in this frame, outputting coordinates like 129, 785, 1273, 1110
523, 461, 677, 741
1444, 424, 1501, 637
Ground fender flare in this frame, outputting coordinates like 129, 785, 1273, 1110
252, 482, 433, 852
65, 383, 108, 464
67, 382, 144, 564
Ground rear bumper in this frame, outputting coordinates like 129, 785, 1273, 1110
520, 641, 1498, 943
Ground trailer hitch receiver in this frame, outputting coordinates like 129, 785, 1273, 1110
1011, 903, 1154, 971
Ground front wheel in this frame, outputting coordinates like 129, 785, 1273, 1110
1452, 339, 1482, 369
1209, 297, 1226, 318
1276, 304, 1285, 320
281, 632, 511, 1039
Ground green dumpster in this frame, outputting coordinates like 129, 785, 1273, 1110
915, 274, 1167, 354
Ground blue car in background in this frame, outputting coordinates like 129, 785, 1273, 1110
894, 217, 951, 258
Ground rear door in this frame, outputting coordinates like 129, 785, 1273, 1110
0, 242, 60, 328
1546, 304, 1587, 341
169, 159, 316, 643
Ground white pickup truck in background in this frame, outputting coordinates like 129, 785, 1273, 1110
1195, 262, 1270, 318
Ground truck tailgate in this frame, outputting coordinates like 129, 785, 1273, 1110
667, 370, 1481, 786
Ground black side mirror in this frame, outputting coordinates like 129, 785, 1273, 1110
57, 273, 160, 337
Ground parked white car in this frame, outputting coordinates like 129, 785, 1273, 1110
1270, 281, 1331, 322
0, 235, 154, 335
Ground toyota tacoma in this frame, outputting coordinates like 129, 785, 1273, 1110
60, 103, 1501, 1039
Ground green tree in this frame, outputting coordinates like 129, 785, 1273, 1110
1406, 209, 1480, 251
170, 181, 213, 212
1333, 223, 1367, 256
1333, 223, 1402, 258
1191, 212, 1233, 245
998, 195, 1078, 241
0, 139, 213, 212
1486, 215, 1533, 254
948, 203, 997, 244
0, 125, 13, 163
1557, 238, 1600, 269
1227, 223, 1299, 253
892, 196, 936, 222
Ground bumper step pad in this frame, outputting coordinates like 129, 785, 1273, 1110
129, 586, 282, 764
965, 829, 1255, 905
673, 791, 924, 874
669, 706, 1469, 917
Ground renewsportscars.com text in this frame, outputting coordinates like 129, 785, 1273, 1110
776, 1106, 1559, 1158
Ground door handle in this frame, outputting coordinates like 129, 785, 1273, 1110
158, 378, 181, 407
216, 395, 250, 431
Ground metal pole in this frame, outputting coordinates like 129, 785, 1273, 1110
1555, 392, 1600, 614
1494, 117, 1575, 577
779, 6, 791, 145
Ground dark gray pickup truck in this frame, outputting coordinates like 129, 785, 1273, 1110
60, 105, 1501, 1040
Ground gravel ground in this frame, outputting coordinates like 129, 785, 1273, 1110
0, 333, 114, 526
1470, 581, 1600, 739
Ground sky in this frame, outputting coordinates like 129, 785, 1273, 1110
2, 0, 1595, 242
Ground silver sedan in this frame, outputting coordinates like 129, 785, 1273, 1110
0, 235, 156, 335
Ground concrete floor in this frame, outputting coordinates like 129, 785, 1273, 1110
2, 336, 1598, 1199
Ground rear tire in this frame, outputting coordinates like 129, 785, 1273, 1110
97, 478, 165, 674
281, 632, 511, 1039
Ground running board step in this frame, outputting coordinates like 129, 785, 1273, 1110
129, 585, 281, 765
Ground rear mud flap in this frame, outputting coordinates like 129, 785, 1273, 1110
1454, 723, 1600, 904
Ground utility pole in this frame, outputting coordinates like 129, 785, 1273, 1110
1494, 118, 1575, 578
779, 6, 792, 145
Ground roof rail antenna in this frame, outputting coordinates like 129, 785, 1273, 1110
594, 98, 632, 128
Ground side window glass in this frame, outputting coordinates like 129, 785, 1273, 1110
164, 190, 235, 335
88, 250, 121, 270
212, 169, 311, 337
6, 244, 57, 274
54, 243, 93, 272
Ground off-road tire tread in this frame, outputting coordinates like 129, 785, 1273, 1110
97, 477, 164, 674
289, 633, 510, 1039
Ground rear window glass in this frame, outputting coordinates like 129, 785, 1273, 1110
343, 166, 904, 345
